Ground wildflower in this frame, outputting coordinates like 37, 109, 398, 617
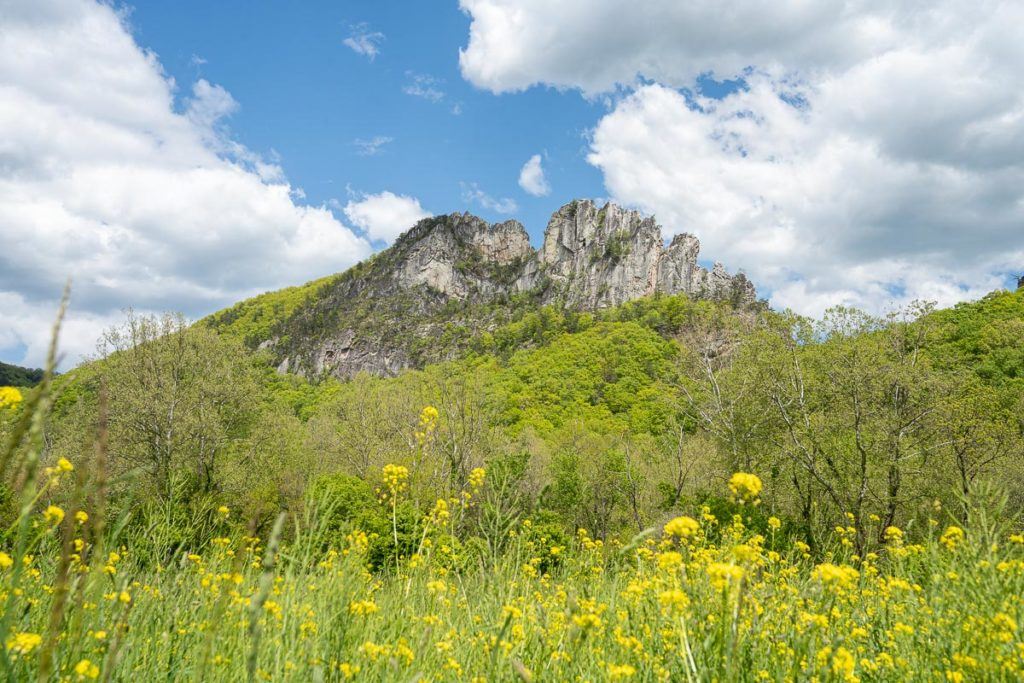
831, 647, 857, 681
431, 498, 450, 523
0, 552, 12, 570
118, 590, 131, 604
940, 526, 965, 550
349, 599, 379, 616
656, 551, 683, 571
768, 516, 781, 531
812, 563, 860, 590
893, 622, 914, 636
993, 612, 1017, 632
609, 664, 637, 679
6, 632, 41, 656
74, 659, 100, 679
468, 467, 486, 489
0, 386, 22, 410
883, 526, 903, 543
572, 613, 603, 630
728, 472, 762, 504
663, 515, 699, 539
658, 589, 689, 613
707, 562, 744, 590
381, 464, 410, 496
57, 457, 74, 472
75, 510, 89, 524
43, 505, 65, 526
217, 505, 230, 517
415, 405, 440, 444
338, 663, 360, 679
733, 543, 760, 563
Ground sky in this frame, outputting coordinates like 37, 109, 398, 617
2, 0, 1024, 369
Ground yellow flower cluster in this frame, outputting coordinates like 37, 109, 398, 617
728, 472, 763, 504
381, 463, 409, 498
663, 515, 699, 539
0, 386, 23, 410
414, 405, 439, 445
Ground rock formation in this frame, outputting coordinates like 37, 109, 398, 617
518, 200, 755, 307
243, 199, 756, 379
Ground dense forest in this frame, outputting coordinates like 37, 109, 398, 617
1, 286, 1023, 680
0, 361, 44, 388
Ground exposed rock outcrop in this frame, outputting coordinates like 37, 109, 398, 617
519, 200, 755, 307
247, 199, 756, 379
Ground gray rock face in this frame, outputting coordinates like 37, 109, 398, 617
519, 200, 755, 307
394, 212, 532, 299
265, 199, 756, 379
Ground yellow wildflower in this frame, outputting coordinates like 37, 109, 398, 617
6, 632, 41, 656
609, 664, 637, 679
940, 526, 964, 550
728, 472, 763, 504
0, 386, 22, 410
43, 505, 65, 526
74, 658, 100, 679
663, 515, 699, 539
468, 467, 486, 489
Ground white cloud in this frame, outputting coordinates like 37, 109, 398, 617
403, 72, 445, 103
460, 0, 1024, 314
0, 0, 374, 367
343, 192, 431, 244
343, 23, 384, 61
353, 136, 394, 156
518, 154, 550, 197
461, 183, 518, 215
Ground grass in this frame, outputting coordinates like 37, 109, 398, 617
2, 465, 1024, 681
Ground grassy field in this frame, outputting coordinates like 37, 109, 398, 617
3, 462, 1024, 682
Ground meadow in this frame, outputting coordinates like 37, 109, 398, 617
3, 453, 1024, 681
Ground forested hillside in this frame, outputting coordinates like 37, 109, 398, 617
0, 360, 44, 387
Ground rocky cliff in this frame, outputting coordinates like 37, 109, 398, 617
519, 200, 754, 307
206, 199, 756, 379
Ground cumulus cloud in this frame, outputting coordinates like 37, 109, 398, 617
343, 23, 384, 60
343, 192, 431, 244
461, 183, 518, 215
0, 0, 374, 367
518, 154, 550, 197
460, 0, 1024, 314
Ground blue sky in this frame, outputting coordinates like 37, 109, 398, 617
128, 0, 606, 243
2, 0, 1023, 368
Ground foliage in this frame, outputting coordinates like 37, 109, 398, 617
924, 287, 1024, 387
0, 361, 44, 387
200, 274, 339, 348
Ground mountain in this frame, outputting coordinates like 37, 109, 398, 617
205, 199, 757, 379
0, 361, 45, 387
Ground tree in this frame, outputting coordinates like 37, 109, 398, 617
95, 312, 259, 502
